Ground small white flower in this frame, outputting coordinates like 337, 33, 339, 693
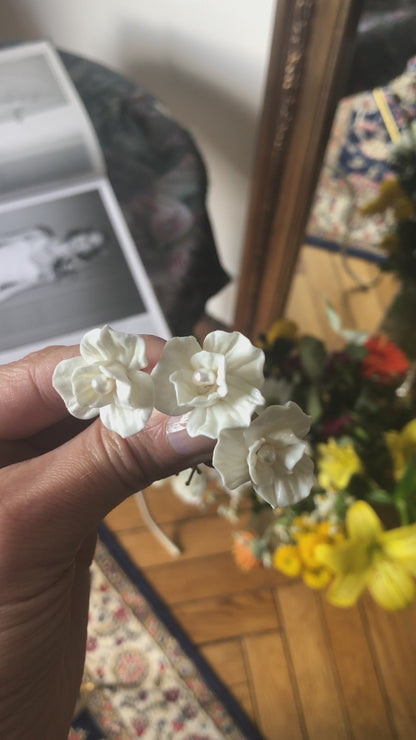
52, 324, 154, 438
213, 402, 315, 508
170, 467, 209, 506
151, 330, 265, 438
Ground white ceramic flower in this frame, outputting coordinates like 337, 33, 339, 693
151, 330, 265, 438
213, 402, 315, 508
52, 324, 154, 438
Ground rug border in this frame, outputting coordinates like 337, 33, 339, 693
98, 522, 265, 740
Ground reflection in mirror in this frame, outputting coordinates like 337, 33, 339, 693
294, 0, 416, 351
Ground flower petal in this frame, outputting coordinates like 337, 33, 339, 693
367, 556, 416, 610
248, 402, 311, 442
254, 454, 314, 508
52, 356, 85, 399
346, 501, 383, 541
81, 325, 147, 368
213, 427, 250, 489
52, 357, 100, 419
100, 402, 152, 438
71, 364, 114, 409
315, 540, 371, 574
226, 376, 265, 417
152, 336, 200, 415
381, 524, 416, 562
325, 571, 368, 607
116, 371, 154, 411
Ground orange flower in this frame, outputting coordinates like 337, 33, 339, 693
232, 532, 261, 571
362, 335, 409, 382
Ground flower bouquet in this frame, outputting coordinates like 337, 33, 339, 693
52, 322, 416, 612
179, 318, 416, 612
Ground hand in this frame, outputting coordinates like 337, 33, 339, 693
0, 338, 213, 740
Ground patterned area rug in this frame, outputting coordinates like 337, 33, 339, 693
69, 525, 263, 740
306, 56, 416, 260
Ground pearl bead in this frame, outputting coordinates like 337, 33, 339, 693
257, 443, 276, 465
192, 369, 216, 387
91, 374, 115, 396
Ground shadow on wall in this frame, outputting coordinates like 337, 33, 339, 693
0, 2, 42, 40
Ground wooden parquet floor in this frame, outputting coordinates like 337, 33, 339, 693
105, 246, 416, 740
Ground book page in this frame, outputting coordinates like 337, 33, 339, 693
0, 178, 170, 364
0, 41, 105, 199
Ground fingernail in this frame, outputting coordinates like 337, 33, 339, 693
166, 412, 214, 461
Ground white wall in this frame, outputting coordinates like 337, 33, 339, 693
0, 0, 276, 324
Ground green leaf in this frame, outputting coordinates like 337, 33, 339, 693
367, 489, 394, 505
394, 457, 416, 502
299, 336, 326, 380
306, 384, 322, 421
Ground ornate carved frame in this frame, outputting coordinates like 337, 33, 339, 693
234, 0, 364, 340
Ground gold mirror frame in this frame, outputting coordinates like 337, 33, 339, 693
234, 0, 364, 340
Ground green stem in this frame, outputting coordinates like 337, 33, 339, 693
395, 498, 410, 526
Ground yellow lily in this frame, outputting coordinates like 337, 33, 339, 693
315, 501, 416, 610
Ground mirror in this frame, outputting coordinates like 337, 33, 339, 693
234, 0, 364, 339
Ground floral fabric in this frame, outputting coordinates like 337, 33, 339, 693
60, 51, 229, 336
306, 56, 416, 258
70, 531, 260, 739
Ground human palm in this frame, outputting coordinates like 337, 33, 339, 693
0, 342, 212, 740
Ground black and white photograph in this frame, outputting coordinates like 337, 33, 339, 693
0, 180, 169, 363
0, 41, 104, 196
0, 49, 67, 124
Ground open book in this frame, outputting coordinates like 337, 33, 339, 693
0, 40, 170, 364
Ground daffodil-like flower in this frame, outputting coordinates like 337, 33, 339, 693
317, 438, 363, 491
53, 325, 154, 438
212, 402, 314, 508
315, 500, 416, 610
385, 418, 416, 480
151, 330, 265, 438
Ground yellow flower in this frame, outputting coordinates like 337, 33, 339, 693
297, 532, 322, 569
317, 438, 363, 491
292, 514, 312, 531
385, 419, 416, 480
273, 544, 302, 577
315, 501, 416, 610
303, 567, 332, 590
360, 178, 405, 216
261, 319, 298, 347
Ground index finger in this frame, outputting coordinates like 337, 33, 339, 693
0, 335, 166, 440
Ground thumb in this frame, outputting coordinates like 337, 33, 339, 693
3, 408, 213, 559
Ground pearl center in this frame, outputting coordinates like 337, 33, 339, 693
192, 369, 217, 388
91, 374, 115, 396
257, 443, 276, 465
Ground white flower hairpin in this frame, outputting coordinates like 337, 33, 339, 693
52, 324, 154, 438
53, 325, 314, 509
213, 402, 315, 508
151, 330, 265, 438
